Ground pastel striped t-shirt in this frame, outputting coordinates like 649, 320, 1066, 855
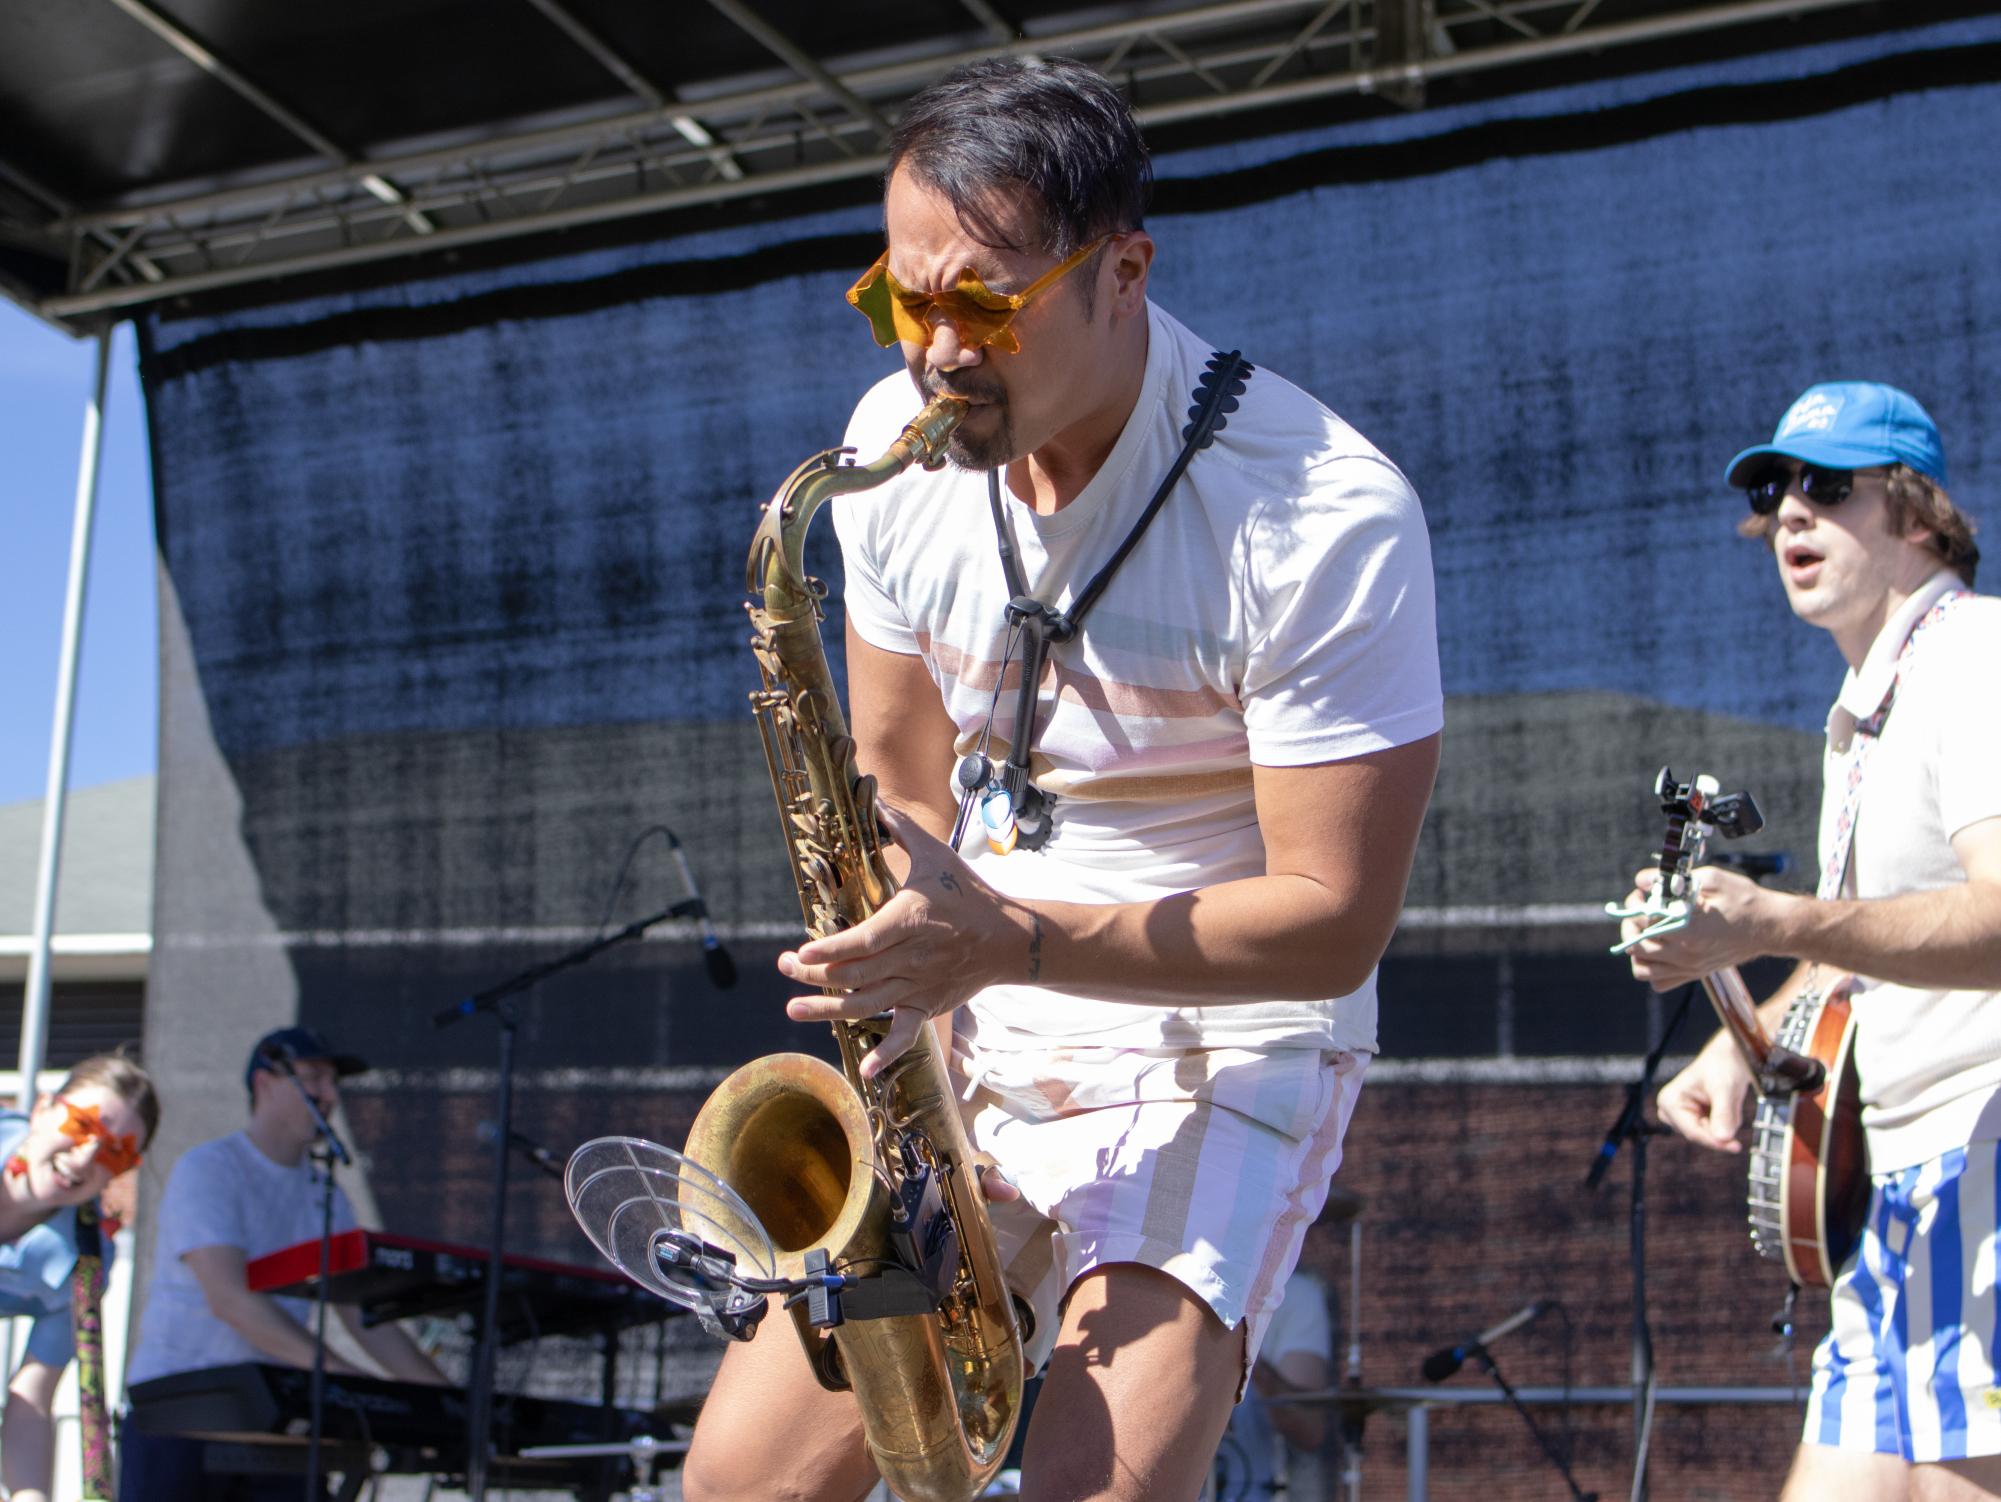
831, 302, 1441, 1053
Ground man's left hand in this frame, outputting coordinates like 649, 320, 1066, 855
1619, 864, 1788, 989
781, 802, 1038, 1078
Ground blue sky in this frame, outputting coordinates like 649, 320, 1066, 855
1, 299, 158, 808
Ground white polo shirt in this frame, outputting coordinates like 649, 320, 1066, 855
1822, 570, 2001, 1170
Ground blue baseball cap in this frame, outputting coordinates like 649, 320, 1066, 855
1725, 381, 1947, 489
244, 1026, 368, 1095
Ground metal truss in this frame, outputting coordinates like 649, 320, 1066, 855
23, 0, 1881, 324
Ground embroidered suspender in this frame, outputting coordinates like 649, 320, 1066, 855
1818, 589, 1969, 900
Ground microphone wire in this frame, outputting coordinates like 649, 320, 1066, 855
1550, 1298, 1579, 1480
593, 824, 681, 940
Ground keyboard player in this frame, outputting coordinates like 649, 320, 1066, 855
120, 1027, 446, 1502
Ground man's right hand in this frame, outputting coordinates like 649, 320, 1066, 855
1657, 1038, 1757, 1153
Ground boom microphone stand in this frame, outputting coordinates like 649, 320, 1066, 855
432, 902, 689, 1502
259, 1046, 352, 1502
1469, 1344, 1596, 1502
1583, 981, 1697, 1502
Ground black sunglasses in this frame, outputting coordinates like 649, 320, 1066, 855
1744, 462, 1854, 516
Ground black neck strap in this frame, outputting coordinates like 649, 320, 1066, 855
982, 350, 1254, 810
986, 350, 1253, 642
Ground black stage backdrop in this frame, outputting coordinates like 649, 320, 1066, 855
133, 15, 2000, 1485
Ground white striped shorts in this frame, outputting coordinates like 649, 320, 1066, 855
953, 1040, 1368, 1382
1803, 1138, 2001, 1461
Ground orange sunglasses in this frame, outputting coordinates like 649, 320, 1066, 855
846, 234, 1113, 355
57, 1099, 143, 1176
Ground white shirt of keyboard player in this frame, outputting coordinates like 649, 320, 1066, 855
125, 1130, 358, 1385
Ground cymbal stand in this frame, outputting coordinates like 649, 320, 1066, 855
519, 1434, 687, 1502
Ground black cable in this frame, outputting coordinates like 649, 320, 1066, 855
593, 824, 677, 938
975, 351, 1253, 843
1549, 1298, 1579, 1476
950, 614, 1029, 849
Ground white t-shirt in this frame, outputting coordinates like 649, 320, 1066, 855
125, 1130, 358, 1385
1820, 571, 2001, 1170
833, 302, 1441, 1055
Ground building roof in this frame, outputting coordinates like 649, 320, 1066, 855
0, 775, 153, 980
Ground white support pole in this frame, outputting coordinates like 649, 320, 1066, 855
19, 328, 113, 1107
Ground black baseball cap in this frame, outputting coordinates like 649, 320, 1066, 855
244, 1026, 369, 1095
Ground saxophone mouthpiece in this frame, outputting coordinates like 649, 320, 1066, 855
907, 394, 971, 471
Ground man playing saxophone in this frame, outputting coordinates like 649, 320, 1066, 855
683, 55, 1441, 1502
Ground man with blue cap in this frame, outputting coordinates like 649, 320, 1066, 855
119, 1027, 445, 1500
1621, 382, 2001, 1498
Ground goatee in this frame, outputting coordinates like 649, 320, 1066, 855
914, 371, 1013, 470
947, 413, 1014, 471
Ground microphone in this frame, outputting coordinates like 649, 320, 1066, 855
477, 1120, 565, 1181
1708, 850, 1790, 880
668, 833, 737, 990
1420, 1298, 1549, 1382
259, 1043, 352, 1166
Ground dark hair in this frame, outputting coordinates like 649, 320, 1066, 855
1886, 466, 1980, 585
887, 56, 1152, 258
1738, 463, 1980, 586
58, 1051, 160, 1149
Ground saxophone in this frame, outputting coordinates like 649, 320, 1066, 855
681, 393, 1025, 1502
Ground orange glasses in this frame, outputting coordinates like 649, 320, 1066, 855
58, 1099, 142, 1176
847, 235, 1113, 354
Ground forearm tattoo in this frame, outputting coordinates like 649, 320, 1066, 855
1026, 911, 1044, 984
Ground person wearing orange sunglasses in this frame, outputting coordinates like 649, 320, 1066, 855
0, 1052, 157, 1502
685, 54, 1440, 1502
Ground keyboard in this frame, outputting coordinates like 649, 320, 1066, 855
126, 1361, 687, 1490
244, 1228, 671, 1343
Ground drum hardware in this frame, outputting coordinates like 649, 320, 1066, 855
518, 1433, 689, 1502
1203, 1187, 1368, 1502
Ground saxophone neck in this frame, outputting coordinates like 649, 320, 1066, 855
748, 396, 970, 600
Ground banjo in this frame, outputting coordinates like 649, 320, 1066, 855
1611, 768, 1867, 1289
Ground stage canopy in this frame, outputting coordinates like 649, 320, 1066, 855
0, 0, 1975, 333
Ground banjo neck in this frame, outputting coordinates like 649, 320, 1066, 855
1700, 966, 1773, 1065
1613, 768, 1867, 1290
1700, 965, 1831, 1099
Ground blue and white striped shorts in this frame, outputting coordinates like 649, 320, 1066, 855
1802, 1138, 2001, 1461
